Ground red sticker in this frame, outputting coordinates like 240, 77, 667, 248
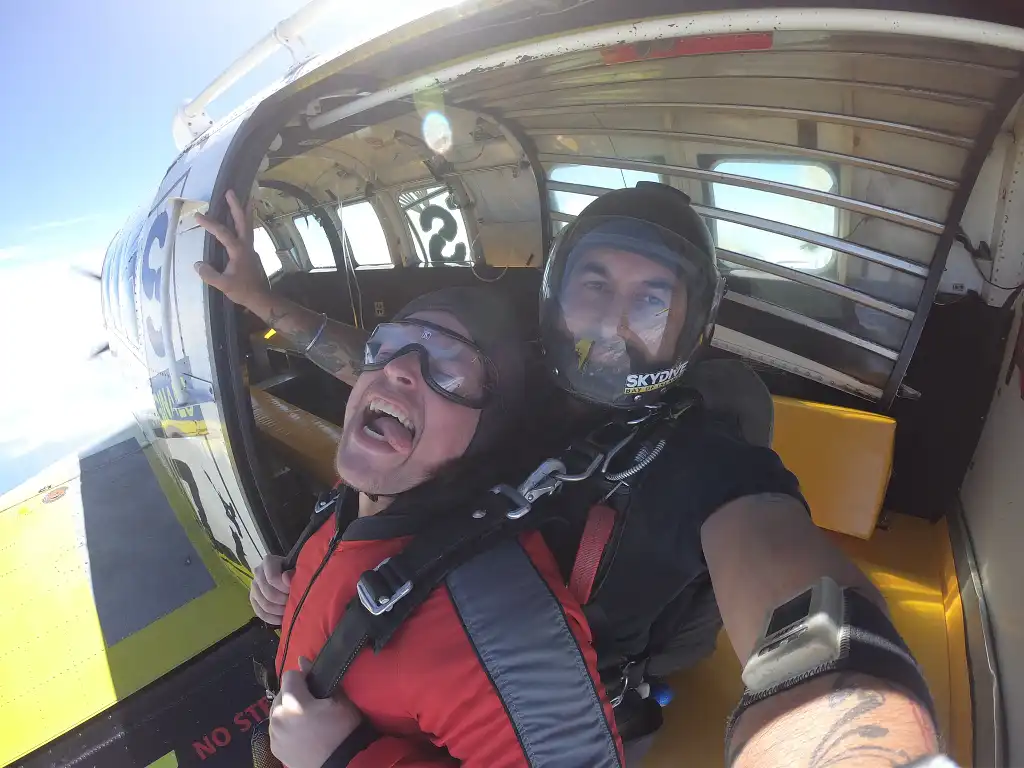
42, 487, 67, 504
601, 33, 774, 65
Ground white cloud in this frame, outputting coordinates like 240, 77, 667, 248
0, 253, 136, 495
0, 245, 27, 262
25, 215, 100, 233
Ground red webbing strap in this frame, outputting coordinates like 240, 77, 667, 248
569, 504, 617, 605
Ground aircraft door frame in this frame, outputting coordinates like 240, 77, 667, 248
137, 134, 272, 577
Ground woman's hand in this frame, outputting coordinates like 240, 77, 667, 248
270, 657, 363, 768
250, 555, 292, 625
195, 190, 271, 307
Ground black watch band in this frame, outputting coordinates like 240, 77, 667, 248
725, 588, 938, 760
322, 720, 380, 767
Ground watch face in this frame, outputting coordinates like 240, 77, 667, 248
766, 589, 813, 637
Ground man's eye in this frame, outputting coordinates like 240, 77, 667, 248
583, 281, 608, 293
637, 294, 667, 308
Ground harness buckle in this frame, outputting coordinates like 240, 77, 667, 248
491, 483, 534, 520
357, 557, 413, 616
313, 488, 340, 515
609, 659, 647, 708
518, 458, 566, 503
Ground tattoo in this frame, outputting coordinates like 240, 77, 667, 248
258, 296, 366, 385
305, 323, 367, 383
808, 674, 911, 768
266, 306, 315, 350
307, 336, 355, 376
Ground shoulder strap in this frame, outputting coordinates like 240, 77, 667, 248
282, 486, 344, 572
307, 485, 539, 699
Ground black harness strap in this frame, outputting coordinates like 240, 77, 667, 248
447, 538, 622, 767
283, 486, 343, 572
307, 487, 540, 699
303, 390, 702, 702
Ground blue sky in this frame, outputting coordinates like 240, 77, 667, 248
0, 1, 327, 497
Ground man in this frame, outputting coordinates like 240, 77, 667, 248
198, 185, 945, 767
533, 184, 943, 766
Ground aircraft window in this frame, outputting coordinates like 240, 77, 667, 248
548, 165, 660, 216
399, 186, 472, 264
710, 161, 838, 272
339, 201, 392, 266
253, 227, 283, 276
293, 214, 336, 269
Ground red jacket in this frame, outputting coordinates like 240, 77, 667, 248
277, 517, 622, 767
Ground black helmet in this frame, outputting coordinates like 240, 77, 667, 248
540, 182, 725, 408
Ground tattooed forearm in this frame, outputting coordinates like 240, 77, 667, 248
306, 324, 368, 383
808, 675, 911, 767
247, 293, 367, 386
730, 673, 940, 768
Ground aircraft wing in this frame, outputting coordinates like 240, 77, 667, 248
0, 430, 274, 767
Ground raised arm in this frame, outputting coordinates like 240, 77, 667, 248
195, 191, 368, 386
701, 494, 941, 767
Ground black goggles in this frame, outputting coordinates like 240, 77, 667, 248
361, 320, 494, 408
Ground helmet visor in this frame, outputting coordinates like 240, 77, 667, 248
541, 216, 723, 407
363, 320, 494, 407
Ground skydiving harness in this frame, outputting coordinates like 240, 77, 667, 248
264, 388, 702, 711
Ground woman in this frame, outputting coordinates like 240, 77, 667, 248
262, 286, 622, 767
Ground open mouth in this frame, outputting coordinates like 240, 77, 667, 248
361, 397, 417, 451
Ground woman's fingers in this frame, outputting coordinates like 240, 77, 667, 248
195, 212, 238, 251
250, 586, 282, 623
263, 555, 293, 593
225, 189, 248, 240
193, 261, 227, 290
255, 570, 290, 606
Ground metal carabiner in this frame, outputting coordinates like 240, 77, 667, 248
600, 425, 641, 475
553, 453, 604, 483
518, 458, 567, 503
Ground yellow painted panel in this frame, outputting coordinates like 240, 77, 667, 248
938, 518, 973, 768
771, 396, 895, 539
0, 448, 253, 767
0, 483, 117, 764
644, 513, 958, 768
147, 751, 180, 768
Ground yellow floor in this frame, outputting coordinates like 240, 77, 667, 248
0, 441, 252, 767
643, 513, 963, 767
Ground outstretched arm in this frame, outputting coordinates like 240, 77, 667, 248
701, 494, 941, 767
195, 191, 368, 386
726, 671, 940, 768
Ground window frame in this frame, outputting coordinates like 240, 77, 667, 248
291, 211, 339, 271
701, 155, 842, 277
252, 222, 285, 279
336, 197, 396, 268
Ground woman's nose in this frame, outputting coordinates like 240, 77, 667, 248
383, 350, 421, 388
